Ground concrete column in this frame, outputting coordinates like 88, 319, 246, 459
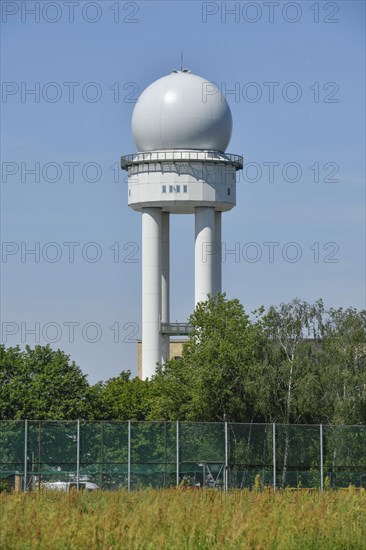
195, 206, 215, 306
142, 207, 162, 379
161, 212, 170, 363
214, 211, 222, 296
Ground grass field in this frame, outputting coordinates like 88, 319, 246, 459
1, 488, 366, 549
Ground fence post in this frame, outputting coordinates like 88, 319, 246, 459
320, 423, 324, 492
224, 421, 229, 491
272, 423, 276, 490
38, 421, 41, 492
76, 420, 80, 491
24, 419, 28, 492
176, 421, 179, 487
127, 420, 131, 492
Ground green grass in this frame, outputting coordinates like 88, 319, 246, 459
1, 488, 366, 549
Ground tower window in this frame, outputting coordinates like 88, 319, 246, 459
227, 188, 231, 196
176, 185, 180, 193
162, 185, 166, 193
169, 185, 174, 193
183, 185, 188, 193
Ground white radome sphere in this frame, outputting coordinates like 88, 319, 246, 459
131, 71, 232, 152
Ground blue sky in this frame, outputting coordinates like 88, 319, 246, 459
1, 0, 365, 383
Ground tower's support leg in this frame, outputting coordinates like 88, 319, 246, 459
214, 211, 222, 296
161, 212, 170, 363
195, 206, 215, 306
142, 207, 162, 379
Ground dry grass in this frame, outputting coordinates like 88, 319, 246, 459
1, 488, 366, 549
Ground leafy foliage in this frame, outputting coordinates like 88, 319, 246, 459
149, 294, 264, 421
0, 345, 92, 420
1, 297, 365, 425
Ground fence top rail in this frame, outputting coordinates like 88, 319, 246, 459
1, 420, 366, 428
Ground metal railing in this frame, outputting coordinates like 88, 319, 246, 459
1, 421, 365, 492
121, 150, 243, 170
161, 322, 193, 336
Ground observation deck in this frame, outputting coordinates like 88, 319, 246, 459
121, 150, 243, 170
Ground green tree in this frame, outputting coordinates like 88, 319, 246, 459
260, 298, 325, 487
149, 294, 265, 422
101, 371, 151, 420
260, 298, 325, 424
321, 307, 366, 425
0, 345, 93, 419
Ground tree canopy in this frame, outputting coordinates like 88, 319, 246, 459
0, 345, 92, 419
1, 297, 365, 425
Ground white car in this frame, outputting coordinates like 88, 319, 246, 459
42, 481, 99, 492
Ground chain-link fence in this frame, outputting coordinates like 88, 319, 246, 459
1, 421, 365, 491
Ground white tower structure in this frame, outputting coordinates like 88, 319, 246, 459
121, 69, 243, 379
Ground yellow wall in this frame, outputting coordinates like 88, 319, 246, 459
137, 339, 186, 379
